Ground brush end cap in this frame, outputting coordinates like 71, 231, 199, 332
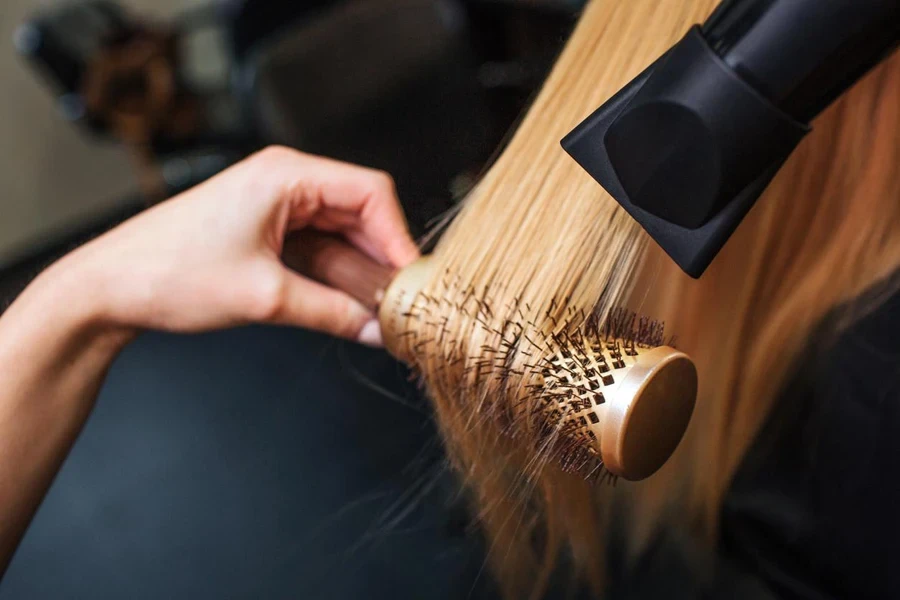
601, 347, 697, 480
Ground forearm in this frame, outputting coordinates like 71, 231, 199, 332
0, 147, 415, 575
0, 256, 133, 572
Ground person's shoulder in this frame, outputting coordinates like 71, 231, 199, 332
722, 270, 900, 600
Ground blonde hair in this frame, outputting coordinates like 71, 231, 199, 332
396, 1, 900, 597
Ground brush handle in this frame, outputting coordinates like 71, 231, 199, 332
284, 231, 434, 359
283, 232, 396, 312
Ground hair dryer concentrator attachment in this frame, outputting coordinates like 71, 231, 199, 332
562, 0, 900, 277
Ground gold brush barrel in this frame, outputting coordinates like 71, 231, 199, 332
289, 240, 697, 481
541, 336, 696, 480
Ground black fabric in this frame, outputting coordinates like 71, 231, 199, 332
0, 327, 496, 599
610, 282, 900, 599
721, 285, 900, 599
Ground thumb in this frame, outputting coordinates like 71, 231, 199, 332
271, 270, 383, 347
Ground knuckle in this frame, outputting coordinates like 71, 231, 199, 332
371, 170, 397, 195
250, 145, 302, 173
256, 145, 297, 163
330, 296, 367, 339
245, 267, 288, 322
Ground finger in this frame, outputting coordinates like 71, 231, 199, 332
349, 183, 420, 268
308, 208, 418, 271
300, 159, 419, 268
271, 269, 383, 347
308, 207, 361, 231
251, 147, 420, 268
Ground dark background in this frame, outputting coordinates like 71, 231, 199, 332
0, 1, 581, 597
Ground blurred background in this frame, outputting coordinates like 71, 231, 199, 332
1, 0, 585, 276
0, 1, 582, 597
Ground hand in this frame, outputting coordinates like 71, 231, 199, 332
57, 146, 420, 345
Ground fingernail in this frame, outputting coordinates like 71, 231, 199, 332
357, 319, 383, 348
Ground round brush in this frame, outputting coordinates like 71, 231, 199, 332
286, 232, 697, 481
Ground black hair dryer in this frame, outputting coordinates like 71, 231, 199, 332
562, 0, 900, 278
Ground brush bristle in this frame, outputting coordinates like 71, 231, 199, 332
391, 274, 666, 483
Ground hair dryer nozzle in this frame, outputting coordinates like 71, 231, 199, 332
562, 26, 809, 278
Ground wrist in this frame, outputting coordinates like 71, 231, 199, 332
23, 251, 138, 352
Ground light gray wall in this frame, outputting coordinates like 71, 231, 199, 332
0, 0, 202, 267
